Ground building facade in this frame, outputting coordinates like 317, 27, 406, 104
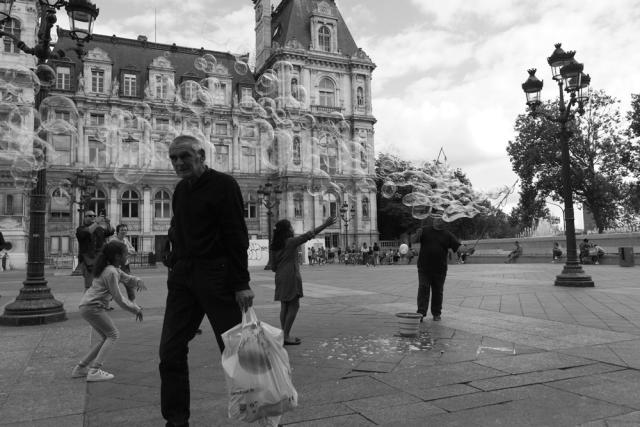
0, 0, 377, 268
0, 0, 39, 269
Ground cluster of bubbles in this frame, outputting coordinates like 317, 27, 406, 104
1, 55, 512, 222
377, 154, 516, 222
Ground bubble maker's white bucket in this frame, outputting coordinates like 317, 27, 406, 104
395, 312, 422, 337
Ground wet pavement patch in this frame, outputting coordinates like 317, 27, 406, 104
300, 330, 436, 365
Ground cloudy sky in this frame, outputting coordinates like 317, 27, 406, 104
57, 0, 640, 220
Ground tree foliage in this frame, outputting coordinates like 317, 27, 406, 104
507, 90, 639, 233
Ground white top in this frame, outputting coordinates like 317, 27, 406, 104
79, 265, 141, 314
108, 235, 136, 264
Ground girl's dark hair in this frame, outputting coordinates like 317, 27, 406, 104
271, 219, 293, 251
93, 240, 127, 278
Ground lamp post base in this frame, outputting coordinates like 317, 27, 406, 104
554, 263, 594, 287
0, 282, 67, 326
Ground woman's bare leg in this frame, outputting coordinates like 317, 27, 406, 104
283, 298, 300, 342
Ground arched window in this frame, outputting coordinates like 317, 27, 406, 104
154, 190, 171, 218
87, 188, 106, 215
122, 190, 139, 218
293, 136, 301, 166
318, 25, 331, 52
244, 192, 257, 219
294, 193, 304, 218
357, 87, 364, 107
319, 78, 335, 107
2, 18, 21, 53
362, 196, 370, 219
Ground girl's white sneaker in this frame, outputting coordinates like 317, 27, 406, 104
86, 368, 114, 382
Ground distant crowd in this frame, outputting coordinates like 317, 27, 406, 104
303, 242, 417, 267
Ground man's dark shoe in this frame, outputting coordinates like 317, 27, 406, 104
417, 312, 425, 322
433, 315, 441, 321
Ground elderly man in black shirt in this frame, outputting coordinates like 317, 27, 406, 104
160, 134, 254, 427
414, 217, 460, 322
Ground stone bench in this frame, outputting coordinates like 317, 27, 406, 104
455, 247, 625, 265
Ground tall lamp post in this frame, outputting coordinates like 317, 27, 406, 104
68, 169, 98, 222
65, 169, 97, 275
0, 0, 100, 325
339, 201, 355, 251
257, 182, 281, 270
521, 43, 594, 287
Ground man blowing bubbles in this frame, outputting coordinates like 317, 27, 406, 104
159, 135, 254, 427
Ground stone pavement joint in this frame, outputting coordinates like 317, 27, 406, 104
1, 263, 640, 426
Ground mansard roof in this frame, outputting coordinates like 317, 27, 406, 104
53, 29, 255, 86
271, 0, 359, 56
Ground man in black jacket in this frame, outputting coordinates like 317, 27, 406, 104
160, 134, 254, 427
414, 217, 460, 322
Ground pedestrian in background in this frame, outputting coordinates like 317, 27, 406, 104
109, 224, 137, 300
506, 241, 522, 263
76, 210, 114, 290
271, 216, 336, 345
160, 135, 254, 427
373, 242, 380, 266
109, 224, 136, 273
552, 242, 563, 262
72, 241, 144, 382
414, 217, 461, 321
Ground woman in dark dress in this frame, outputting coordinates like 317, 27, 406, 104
271, 216, 336, 345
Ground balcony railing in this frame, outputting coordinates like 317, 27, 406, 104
311, 105, 343, 114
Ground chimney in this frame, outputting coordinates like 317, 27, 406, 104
137, 35, 148, 42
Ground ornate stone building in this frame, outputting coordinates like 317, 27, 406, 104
252, 0, 378, 249
0, 0, 377, 267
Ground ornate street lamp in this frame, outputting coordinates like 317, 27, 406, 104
257, 182, 281, 270
520, 43, 594, 287
0, 0, 14, 22
0, 0, 99, 326
339, 201, 356, 252
68, 169, 98, 222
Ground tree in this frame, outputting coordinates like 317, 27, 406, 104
507, 90, 639, 233
628, 93, 640, 139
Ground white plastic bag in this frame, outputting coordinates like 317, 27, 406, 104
222, 307, 298, 424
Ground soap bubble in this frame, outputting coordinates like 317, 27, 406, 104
35, 64, 56, 88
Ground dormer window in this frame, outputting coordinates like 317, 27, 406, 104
123, 73, 137, 97
2, 18, 21, 53
56, 66, 71, 90
318, 26, 331, 52
91, 68, 105, 93
155, 75, 170, 99
182, 80, 199, 102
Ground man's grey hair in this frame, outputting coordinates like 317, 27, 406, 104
170, 135, 206, 159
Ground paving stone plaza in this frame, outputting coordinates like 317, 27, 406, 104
2, 263, 640, 426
